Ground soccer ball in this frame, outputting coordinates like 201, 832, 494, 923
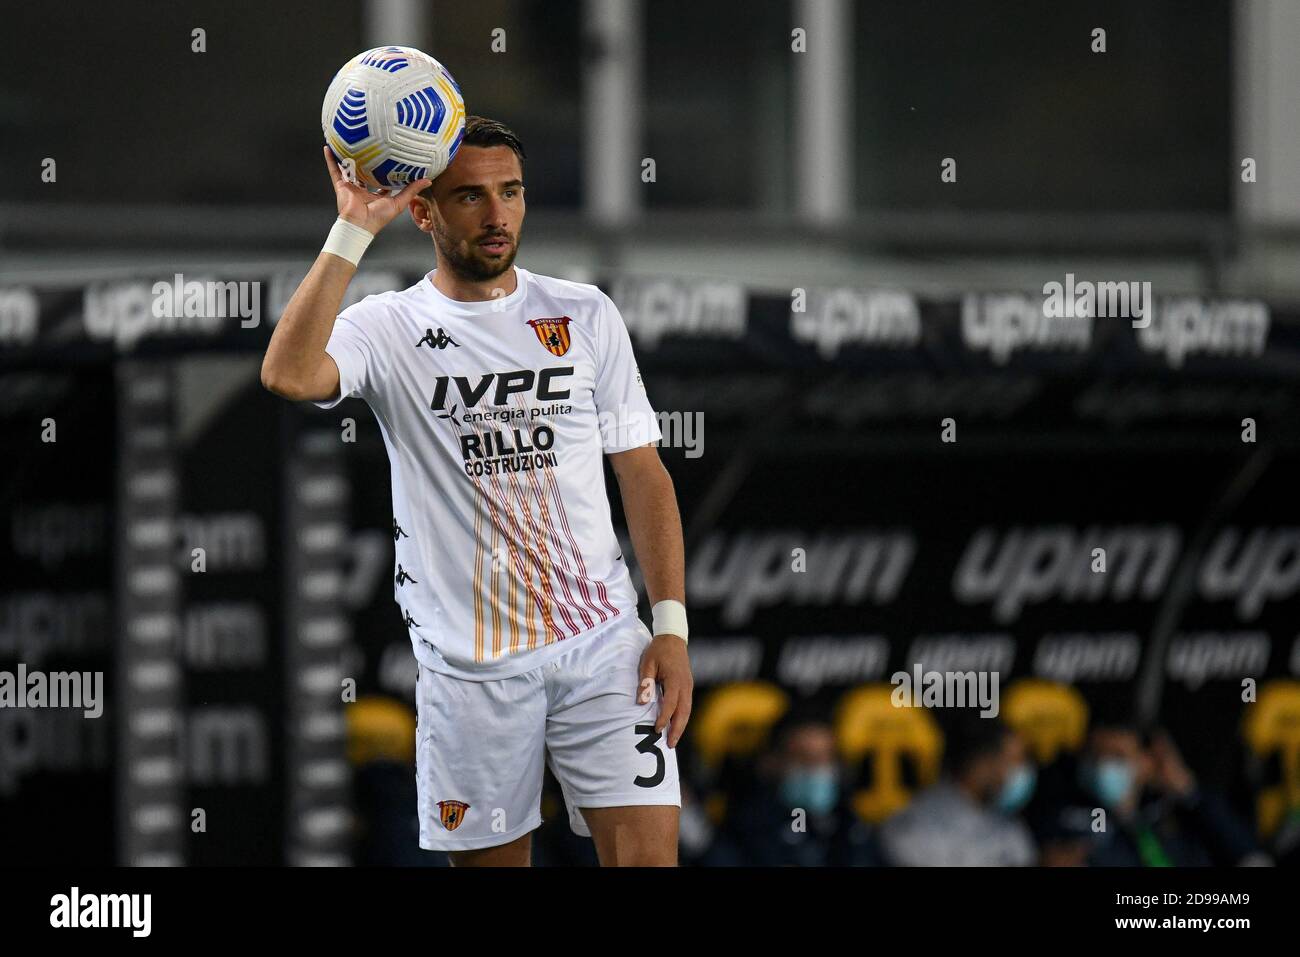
321, 46, 466, 191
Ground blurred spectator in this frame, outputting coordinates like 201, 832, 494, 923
353, 761, 448, 867
703, 709, 878, 866
676, 783, 717, 866
530, 778, 600, 867
878, 713, 1037, 866
348, 696, 448, 867
1040, 722, 1267, 867
1270, 807, 1300, 867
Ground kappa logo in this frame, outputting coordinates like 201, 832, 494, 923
527, 316, 572, 357
438, 799, 471, 831
417, 327, 460, 350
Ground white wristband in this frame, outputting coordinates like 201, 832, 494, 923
322, 217, 374, 266
651, 600, 688, 644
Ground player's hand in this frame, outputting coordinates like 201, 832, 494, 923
638, 633, 693, 749
323, 146, 431, 236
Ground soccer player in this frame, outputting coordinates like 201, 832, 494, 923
261, 117, 692, 866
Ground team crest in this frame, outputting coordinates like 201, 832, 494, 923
437, 799, 471, 831
527, 317, 573, 357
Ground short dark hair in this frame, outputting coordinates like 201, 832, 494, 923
462, 115, 526, 163
767, 702, 834, 753
420, 115, 525, 199
939, 712, 1014, 777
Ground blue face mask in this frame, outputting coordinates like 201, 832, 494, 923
1081, 759, 1136, 807
996, 763, 1037, 813
781, 767, 839, 816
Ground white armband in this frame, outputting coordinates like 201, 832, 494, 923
322, 217, 374, 266
651, 600, 688, 644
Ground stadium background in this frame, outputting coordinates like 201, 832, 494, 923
2, 0, 1299, 866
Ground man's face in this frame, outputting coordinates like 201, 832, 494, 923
999, 732, 1027, 777
1081, 728, 1147, 808
782, 724, 837, 773
415, 144, 525, 282
984, 732, 1027, 799
1089, 729, 1144, 768
777, 724, 841, 815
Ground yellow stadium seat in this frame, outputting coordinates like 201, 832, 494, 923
1001, 678, 1090, 765
346, 695, 417, 766
1242, 679, 1300, 838
835, 684, 942, 823
692, 682, 790, 770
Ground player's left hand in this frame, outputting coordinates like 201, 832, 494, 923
638, 633, 693, 749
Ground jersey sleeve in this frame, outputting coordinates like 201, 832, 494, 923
593, 290, 661, 453
312, 297, 386, 409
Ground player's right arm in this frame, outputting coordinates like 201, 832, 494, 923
260, 148, 430, 402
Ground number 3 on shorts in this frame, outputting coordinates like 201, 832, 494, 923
633, 723, 665, 788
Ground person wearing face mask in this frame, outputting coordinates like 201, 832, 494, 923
1048, 721, 1266, 867
878, 714, 1038, 866
701, 709, 879, 866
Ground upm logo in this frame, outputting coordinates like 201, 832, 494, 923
85, 280, 224, 349
610, 278, 747, 348
791, 288, 921, 359
429, 367, 573, 411
1200, 527, 1300, 620
689, 530, 915, 627
963, 293, 1092, 365
1137, 298, 1269, 369
955, 525, 1300, 624
0, 287, 38, 346
953, 525, 1181, 624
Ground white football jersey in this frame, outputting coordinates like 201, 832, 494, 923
315, 266, 660, 680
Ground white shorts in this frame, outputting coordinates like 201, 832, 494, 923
415, 615, 681, 851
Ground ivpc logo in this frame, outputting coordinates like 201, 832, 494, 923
429, 367, 574, 411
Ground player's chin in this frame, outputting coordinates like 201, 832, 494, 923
473, 246, 516, 273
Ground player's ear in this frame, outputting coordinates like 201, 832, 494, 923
409, 195, 434, 231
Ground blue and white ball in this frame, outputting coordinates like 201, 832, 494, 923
321, 46, 466, 191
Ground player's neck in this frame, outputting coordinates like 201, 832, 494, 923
430, 265, 518, 303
